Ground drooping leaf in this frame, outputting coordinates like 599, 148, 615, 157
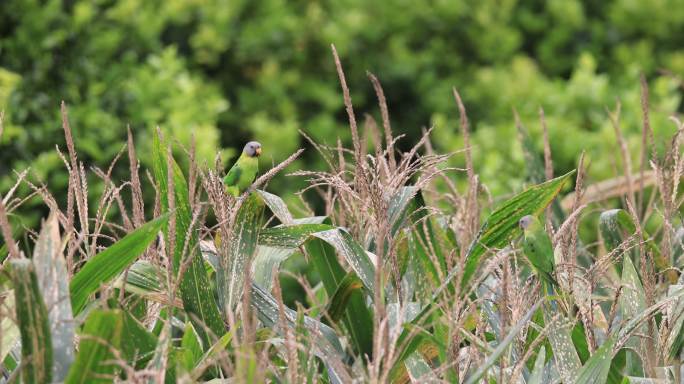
259, 224, 333, 248
252, 245, 298, 290
11, 259, 53, 384
256, 189, 294, 225
152, 131, 225, 346
313, 228, 376, 293
69, 214, 168, 315
306, 237, 374, 358
32, 212, 75, 380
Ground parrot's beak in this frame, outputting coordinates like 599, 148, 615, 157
255, 147, 262, 156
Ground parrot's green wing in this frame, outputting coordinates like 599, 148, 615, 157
520, 215, 558, 292
223, 163, 242, 187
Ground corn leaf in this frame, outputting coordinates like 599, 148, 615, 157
326, 272, 364, 322
66, 309, 124, 383
219, 193, 264, 312
11, 259, 53, 384
461, 171, 573, 289
32, 212, 75, 380
152, 132, 225, 346
69, 213, 168, 315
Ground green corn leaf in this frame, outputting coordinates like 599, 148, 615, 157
404, 189, 448, 292
599, 209, 636, 253
122, 260, 163, 296
32, 213, 74, 380
69, 213, 168, 315
66, 309, 124, 384
575, 336, 616, 384
120, 310, 157, 367
253, 220, 375, 357
0, 290, 20, 364
152, 131, 225, 346
192, 328, 234, 377
11, 259, 53, 384
313, 228, 376, 293
306, 238, 374, 358
252, 245, 298, 290
219, 193, 265, 312
326, 272, 364, 322
179, 322, 203, 374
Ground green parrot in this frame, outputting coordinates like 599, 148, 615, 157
519, 215, 558, 294
223, 141, 261, 196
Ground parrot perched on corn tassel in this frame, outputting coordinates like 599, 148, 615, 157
519, 215, 558, 295
223, 141, 261, 196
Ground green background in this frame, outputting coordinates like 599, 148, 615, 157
1, 0, 683, 223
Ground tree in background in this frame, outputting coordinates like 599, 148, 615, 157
1, 0, 683, 224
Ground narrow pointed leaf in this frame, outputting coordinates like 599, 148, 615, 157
179, 322, 203, 374
11, 259, 53, 384
66, 309, 124, 384
220, 193, 264, 312
32, 213, 74, 380
69, 214, 168, 315
306, 238, 374, 357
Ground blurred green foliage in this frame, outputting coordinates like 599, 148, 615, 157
1, 0, 683, 218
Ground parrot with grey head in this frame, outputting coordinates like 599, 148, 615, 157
519, 215, 558, 294
223, 141, 261, 196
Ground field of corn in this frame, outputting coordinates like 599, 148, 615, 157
2, 54, 684, 384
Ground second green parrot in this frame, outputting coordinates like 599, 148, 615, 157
224, 141, 261, 196
519, 215, 558, 293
